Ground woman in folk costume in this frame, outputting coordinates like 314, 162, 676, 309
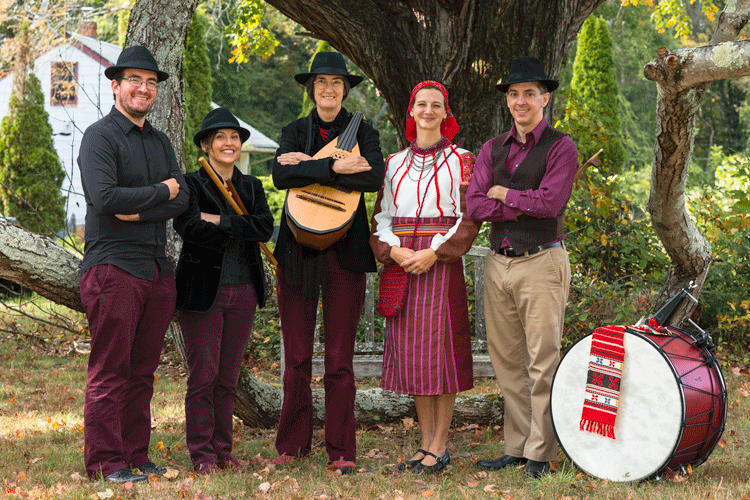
370, 81, 480, 473
174, 107, 274, 474
271, 52, 385, 474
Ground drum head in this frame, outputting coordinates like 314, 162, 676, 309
551, 332, 684, 481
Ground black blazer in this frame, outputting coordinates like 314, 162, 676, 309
174, 167, 274, 312
272, 107, 385, 273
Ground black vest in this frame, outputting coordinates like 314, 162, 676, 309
489, 125, 568, 253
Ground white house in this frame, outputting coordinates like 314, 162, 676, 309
0, 22, 278, 227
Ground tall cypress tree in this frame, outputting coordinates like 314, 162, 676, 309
184, 9, 213, 171
0, 23, 66, 234
560, 15, 625, 178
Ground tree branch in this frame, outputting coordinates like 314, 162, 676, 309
643, 1, 750, 324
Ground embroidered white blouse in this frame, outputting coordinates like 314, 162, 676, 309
373, 144, 470, 252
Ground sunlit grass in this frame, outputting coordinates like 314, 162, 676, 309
1, 333, 749, 499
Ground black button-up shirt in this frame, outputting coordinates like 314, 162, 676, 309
78, 106, 188, 279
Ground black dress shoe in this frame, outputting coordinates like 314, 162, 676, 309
477, 454, 527, 470
397, 448, 428, 470
134, 461, 166, 476
524, 460, 550, 478
412, 450, 450, 474
104, 467, 148, 483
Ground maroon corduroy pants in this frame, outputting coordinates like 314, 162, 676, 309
80, 264, 176, 478
275, 249, 365, 462
178, 283, 257, 467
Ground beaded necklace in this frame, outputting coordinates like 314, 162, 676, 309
406, 137, 451, 181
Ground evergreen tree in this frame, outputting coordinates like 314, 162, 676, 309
0, 23, 66, 234
184, 8, 213, 171
560, 15, 625, 179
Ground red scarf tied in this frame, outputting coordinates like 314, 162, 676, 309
405, 80, 460, 143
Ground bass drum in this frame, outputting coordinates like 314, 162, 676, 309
550, 326, 726, 482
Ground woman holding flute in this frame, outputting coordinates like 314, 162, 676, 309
174, 107, 274, 474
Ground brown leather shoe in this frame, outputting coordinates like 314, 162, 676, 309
194, 462, 220, 475
218, 456, 248, 470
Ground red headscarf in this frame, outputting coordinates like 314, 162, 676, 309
405, 80, 460, 143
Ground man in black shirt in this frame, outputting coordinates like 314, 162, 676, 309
77, 45, 188, 483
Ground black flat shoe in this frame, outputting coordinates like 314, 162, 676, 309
411, 450, 450, 474
104, 467, 148, 483
477, 454, 527, 470
524, 460, 550, 478
397, 448, 428, 470
134, 461, 166, 476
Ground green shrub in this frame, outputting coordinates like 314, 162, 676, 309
689, 156, 750, 350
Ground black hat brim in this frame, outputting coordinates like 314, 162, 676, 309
294, 71, 363, 88
193, 124, 251, 148
104, 63, 169, 82
496, 76, 558, 93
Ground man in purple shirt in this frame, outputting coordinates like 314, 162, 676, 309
466, 56, 578, 478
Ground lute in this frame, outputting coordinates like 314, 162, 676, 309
284, 111, 363, 251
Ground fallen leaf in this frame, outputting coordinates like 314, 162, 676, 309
258, 482, 271, 492
70, 472, 85, 481
484, 484, 496, 492
31, 457, 43, 464
402, 417, 415, 428
467, 480, 479, 488
96, 489, 114, 499
164, 468, 180, 479
422, 489, 435, 497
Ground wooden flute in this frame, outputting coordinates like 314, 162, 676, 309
198, 157, 278, 267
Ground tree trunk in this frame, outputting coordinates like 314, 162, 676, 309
644, 1, 750, 324
0, 219, 82, 310
125, 0, 200, 171
265, 0, 605, 150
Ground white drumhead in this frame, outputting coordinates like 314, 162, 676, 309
551, 332, 683, 481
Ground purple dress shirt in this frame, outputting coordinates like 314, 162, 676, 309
466, 117, 578, 248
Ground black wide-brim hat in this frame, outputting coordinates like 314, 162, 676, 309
193, 107, 251, 147
496, 56, 558, 93
104, 45, 169, 82
294, 51, 363, 88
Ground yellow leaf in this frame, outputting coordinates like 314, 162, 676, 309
422, 489, 435, 497
163, 468, 179, 479
156, 441, 164, 450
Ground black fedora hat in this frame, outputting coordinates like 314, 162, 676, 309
193, 107, 250, 147
496, 56, 558, 93
294, 51, 363, 87
104, 45, 169, 82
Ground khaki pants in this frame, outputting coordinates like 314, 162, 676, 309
484, 245, 570, 462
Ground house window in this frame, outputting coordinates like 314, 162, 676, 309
51, 62, 78, 106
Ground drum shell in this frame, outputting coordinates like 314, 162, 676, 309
646, 326, 726, 470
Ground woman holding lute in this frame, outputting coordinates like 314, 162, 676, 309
173, 107, 274, 474
271, 52, 384, 474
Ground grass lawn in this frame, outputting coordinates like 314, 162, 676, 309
1, 332, 749, 500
